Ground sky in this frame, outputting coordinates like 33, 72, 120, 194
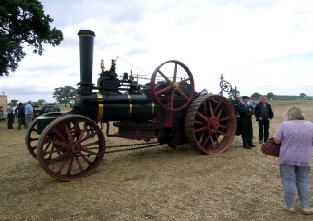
1, 0, 313, 103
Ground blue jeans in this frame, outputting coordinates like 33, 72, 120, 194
280, 164, 311, 208
25, 114, 33, 129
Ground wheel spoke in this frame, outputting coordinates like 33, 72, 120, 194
81, 148, 101, 156
172, 63, 177, 82
50, 127, 69, 144
216, 106, 223, 118
56, 157, 69, 174
170, 90, 175, 109
81, 140, 101, 148
198, 130, 205, 144
75, 156, 85, 173
208, 101, 214, 117
213, 102, 222, 115
29, 137, 38, 142
78, 127, 88, 142
47, 138, 68, 148
217, 129, 228, 137
219, 125, 228, 129
64, 122, 74, 142
176, 88, 190, 101
209, 135, 216, 148
194, 126, 206, 133
194, 120, 204, 125
219, 116, 233, 122
78, 152, 93, 166
156, 84, 173, 95
201, 134, 210, 147
66, 157, 75, 175
196, 110, 208, 121
49, 151, 68, 163
214, 131, 219, 142
157, 70, 172, 84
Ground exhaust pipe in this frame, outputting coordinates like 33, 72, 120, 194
77, 30, 95, 95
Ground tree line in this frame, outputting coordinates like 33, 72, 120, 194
228, 90, 309, 100
10, 86, 77, 107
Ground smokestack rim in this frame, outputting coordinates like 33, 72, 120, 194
78, 30, 95, 37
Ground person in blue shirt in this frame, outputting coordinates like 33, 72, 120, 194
248, 97, 256, 110
24, 101, 34, 129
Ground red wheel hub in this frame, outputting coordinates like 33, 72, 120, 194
207, 117, 219, 132
69, 141, 82, 154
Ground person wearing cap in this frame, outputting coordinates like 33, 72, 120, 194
237, 96, 255, 149
254, 95, 274, 144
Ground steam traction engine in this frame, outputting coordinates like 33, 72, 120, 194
25, 30, 237, 181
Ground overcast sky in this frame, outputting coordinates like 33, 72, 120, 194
1, 0, 313, 103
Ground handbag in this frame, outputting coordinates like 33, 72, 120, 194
261, 137, 280, 157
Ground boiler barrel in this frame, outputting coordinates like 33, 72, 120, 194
77, 93, 160, 122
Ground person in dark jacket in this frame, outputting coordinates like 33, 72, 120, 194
254, 96, 274, 144
237, 96, 255, 149
41, 103, 50, 114
15, 102, 26, 130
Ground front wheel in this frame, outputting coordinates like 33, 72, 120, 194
37, 115, 105, 181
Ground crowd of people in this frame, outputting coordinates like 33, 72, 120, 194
5, 101, 60, 130
236, 95, 313, 215
236, 95, 274, 148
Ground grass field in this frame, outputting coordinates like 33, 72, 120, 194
1, 100, 313, 221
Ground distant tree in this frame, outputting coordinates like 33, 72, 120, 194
251, 92, 261, 100
228, 88, 240, 98
300, 93, 307, 99
37, 99, 46, 105
10, 99, 18, 105
53, 86, 77, 107
0, 0, 64, 76
267, 92, 274, 100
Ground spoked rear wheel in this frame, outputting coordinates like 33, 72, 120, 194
37, 115, 105, 181
185, 95, 236, 154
